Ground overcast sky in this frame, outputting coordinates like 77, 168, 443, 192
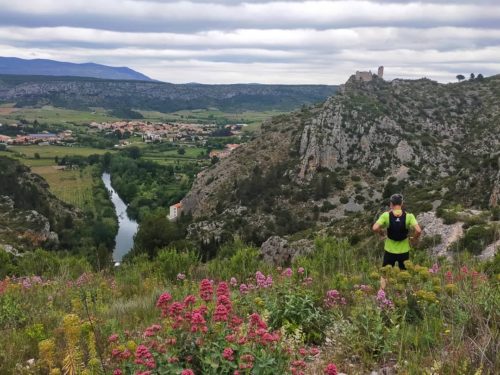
0, 0, 499, 84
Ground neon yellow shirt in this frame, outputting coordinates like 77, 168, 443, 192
376, 210, 418, 254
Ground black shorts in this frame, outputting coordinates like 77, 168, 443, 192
383, 251, 409, 270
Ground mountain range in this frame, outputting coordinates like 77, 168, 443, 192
0, 74, 338, 112
0, 57, 153, 81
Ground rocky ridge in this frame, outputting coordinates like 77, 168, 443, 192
182, 74, 500, 257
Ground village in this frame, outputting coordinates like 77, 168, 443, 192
88, 120, 247, 144
0, 129, 75, 145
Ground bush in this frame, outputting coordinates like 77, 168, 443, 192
456, 225, 498, 255
155, 247, 199, 281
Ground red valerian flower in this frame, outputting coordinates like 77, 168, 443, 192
213, 304, 229, 322
216, 281, 230, 298
324, 363, 338, 375
181, 369, 195, 375
199, 279, 213, 302
223, 347, 234, 361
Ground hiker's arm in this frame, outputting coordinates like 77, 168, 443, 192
372, 222, 385, 238
410, 224, 422, 245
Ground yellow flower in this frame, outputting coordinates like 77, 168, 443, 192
396, 271, 411, 282
445, 283, 458, 295
126, 340, 137, 352
369, 271, 380, 280
39, 338, 56, 369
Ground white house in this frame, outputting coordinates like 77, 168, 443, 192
168, 202, 183, 221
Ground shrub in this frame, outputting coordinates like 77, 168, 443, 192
155, 248, 199, 281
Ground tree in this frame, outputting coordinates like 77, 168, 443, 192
34, 153, 40, 159
456, 74, 465, 82
469, 73, 475, 80
133, 214, 183, 258
177, 147, 186, 155
477, 73, 484, 81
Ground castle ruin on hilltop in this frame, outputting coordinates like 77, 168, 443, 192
354, 66, 384, 82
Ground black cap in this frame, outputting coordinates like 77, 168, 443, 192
390, 194, 403, 205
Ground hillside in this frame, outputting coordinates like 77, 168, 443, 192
0, 75, 338, 113
0, 156, 80, 252
182, 74, 500, 247
0, 57, 152, 81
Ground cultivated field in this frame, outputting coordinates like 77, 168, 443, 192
0, 145, 112, 166
31, 165, 95, 209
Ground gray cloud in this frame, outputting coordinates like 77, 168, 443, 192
0, 0, 498, 83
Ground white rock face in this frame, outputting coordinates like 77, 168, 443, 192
417, 211, 463, 257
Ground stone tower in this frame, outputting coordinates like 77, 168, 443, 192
377, 66, 384, 78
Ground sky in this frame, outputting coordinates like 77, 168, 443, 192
0, 0, 499, 84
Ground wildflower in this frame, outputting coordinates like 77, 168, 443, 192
429, 263, 440, 274
230, 277, 238, 287
108, 334, 119, 343
309, 347, 320, 356
282, 268, 293, 277
113, 370, 122, 375
181, 369, 195, 375
303, 277, 313, 286
324, 290, 346, 308
183, 295, 196, 307
376, 289, 394, 309
190, 312, 207, 333
292, 360, 306, 368
324, 363, 338, 375
156, 292, 172, 310
199, 279, 213, 302
299, 348, 307, 356
445, 270, 453, 283
168, 302, 184, 317
216, 282, 230, 298
217, 294, 232, 312
177, 273, 186, 281
239, 284, 249, 295
298, 267, 305, 274
134, 345, 155, 368
213, 304, 229, 322
143, 324, 161, 338
223, 347, 234, 361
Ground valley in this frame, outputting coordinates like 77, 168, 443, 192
0, 73, 499, 375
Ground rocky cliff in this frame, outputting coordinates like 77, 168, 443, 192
182, 74, 500, 249
0, 157, 79, 252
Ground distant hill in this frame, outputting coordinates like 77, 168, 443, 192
0, 74, 338, 112
0, 57, 153, 81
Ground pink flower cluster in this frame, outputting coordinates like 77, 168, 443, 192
376, 289, 394, 309
135, 345, 155, 369
199, 279, 213, 302
282, 268, 293, 277
429, 263, 440, 274
324, 290, 346, 308
255, 271, 273, 288
324, 363, 338, 375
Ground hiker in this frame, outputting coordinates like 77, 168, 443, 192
372, 194, 422, 270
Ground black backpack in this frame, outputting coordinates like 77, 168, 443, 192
387, 210, 408, 241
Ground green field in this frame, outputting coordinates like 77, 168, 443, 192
0, 145, 113, 167
142, 146, 209, 166
31, 165, 95, 209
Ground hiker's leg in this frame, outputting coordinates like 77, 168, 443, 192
397, 252, 410, 270
382, 251, 397, 267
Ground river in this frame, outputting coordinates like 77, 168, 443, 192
101, 172, 139, 263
